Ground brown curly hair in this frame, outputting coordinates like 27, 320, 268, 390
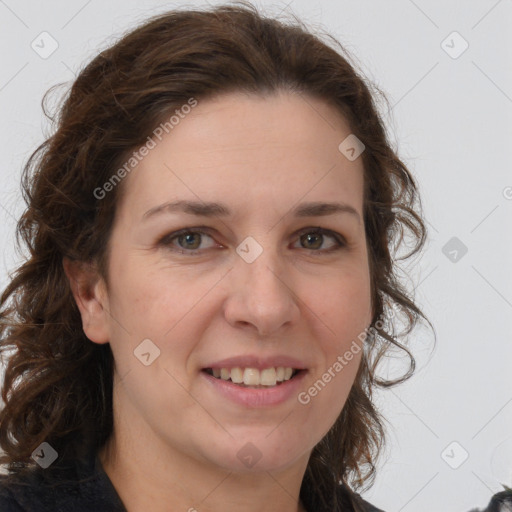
0, 2, 431, 509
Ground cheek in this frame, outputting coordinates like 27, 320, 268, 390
107, 253, 190, 330
304, 266, 370, 403
105, 255, 224, 368
294, 349, 362, 458
312, 265, 372, 337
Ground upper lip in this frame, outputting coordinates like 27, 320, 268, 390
203, 355, 308, 371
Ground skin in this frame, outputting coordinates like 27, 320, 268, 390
64, 90, 373, 512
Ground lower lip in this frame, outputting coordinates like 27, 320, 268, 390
201, 370, 307, 407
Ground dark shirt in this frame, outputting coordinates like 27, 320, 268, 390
469, 490, 512, 512
0, 452, 125, 512
0, 451, 383, 512
0, 452, 509, 511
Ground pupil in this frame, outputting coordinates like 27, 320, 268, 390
303, 233, 321, 249
181, 233, 200, 249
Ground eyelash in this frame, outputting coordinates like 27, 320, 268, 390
157, 226, 346, 256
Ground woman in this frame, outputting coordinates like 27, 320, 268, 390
0, 2, 433, 511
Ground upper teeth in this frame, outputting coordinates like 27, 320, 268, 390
211, 367, 295, 386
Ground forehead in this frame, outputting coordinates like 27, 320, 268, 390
116, 91, 365, 222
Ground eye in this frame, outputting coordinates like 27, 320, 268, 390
293, 228, 345, 253
157, 226, 346, 255
158, 228, 217, 254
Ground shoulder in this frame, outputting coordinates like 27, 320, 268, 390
0, 467, 75, 511
0, 454, 126, 512
480, 489, 512, 512
333, 483, 386, 512
0, 471, 41, 511
352, 493, 385, 512
0, 493, 25, 512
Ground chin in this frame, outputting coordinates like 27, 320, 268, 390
201, 435, 309, 474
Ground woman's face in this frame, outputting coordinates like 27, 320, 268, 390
88, 91, 372, 473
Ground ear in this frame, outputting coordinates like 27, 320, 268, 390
63, 257, 110, 345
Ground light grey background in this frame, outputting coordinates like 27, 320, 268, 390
1, 1, 511, 511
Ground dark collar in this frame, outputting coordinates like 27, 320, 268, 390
0, 449, 385, 512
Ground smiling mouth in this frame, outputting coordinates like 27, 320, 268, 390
202, 367, 302, 388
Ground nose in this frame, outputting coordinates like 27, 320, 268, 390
223, 246, 300, 337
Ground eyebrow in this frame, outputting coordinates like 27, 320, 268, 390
142, 200, 360, 222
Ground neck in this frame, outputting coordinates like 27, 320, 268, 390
99, 436, 309, 512
97, 384, 311, 512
